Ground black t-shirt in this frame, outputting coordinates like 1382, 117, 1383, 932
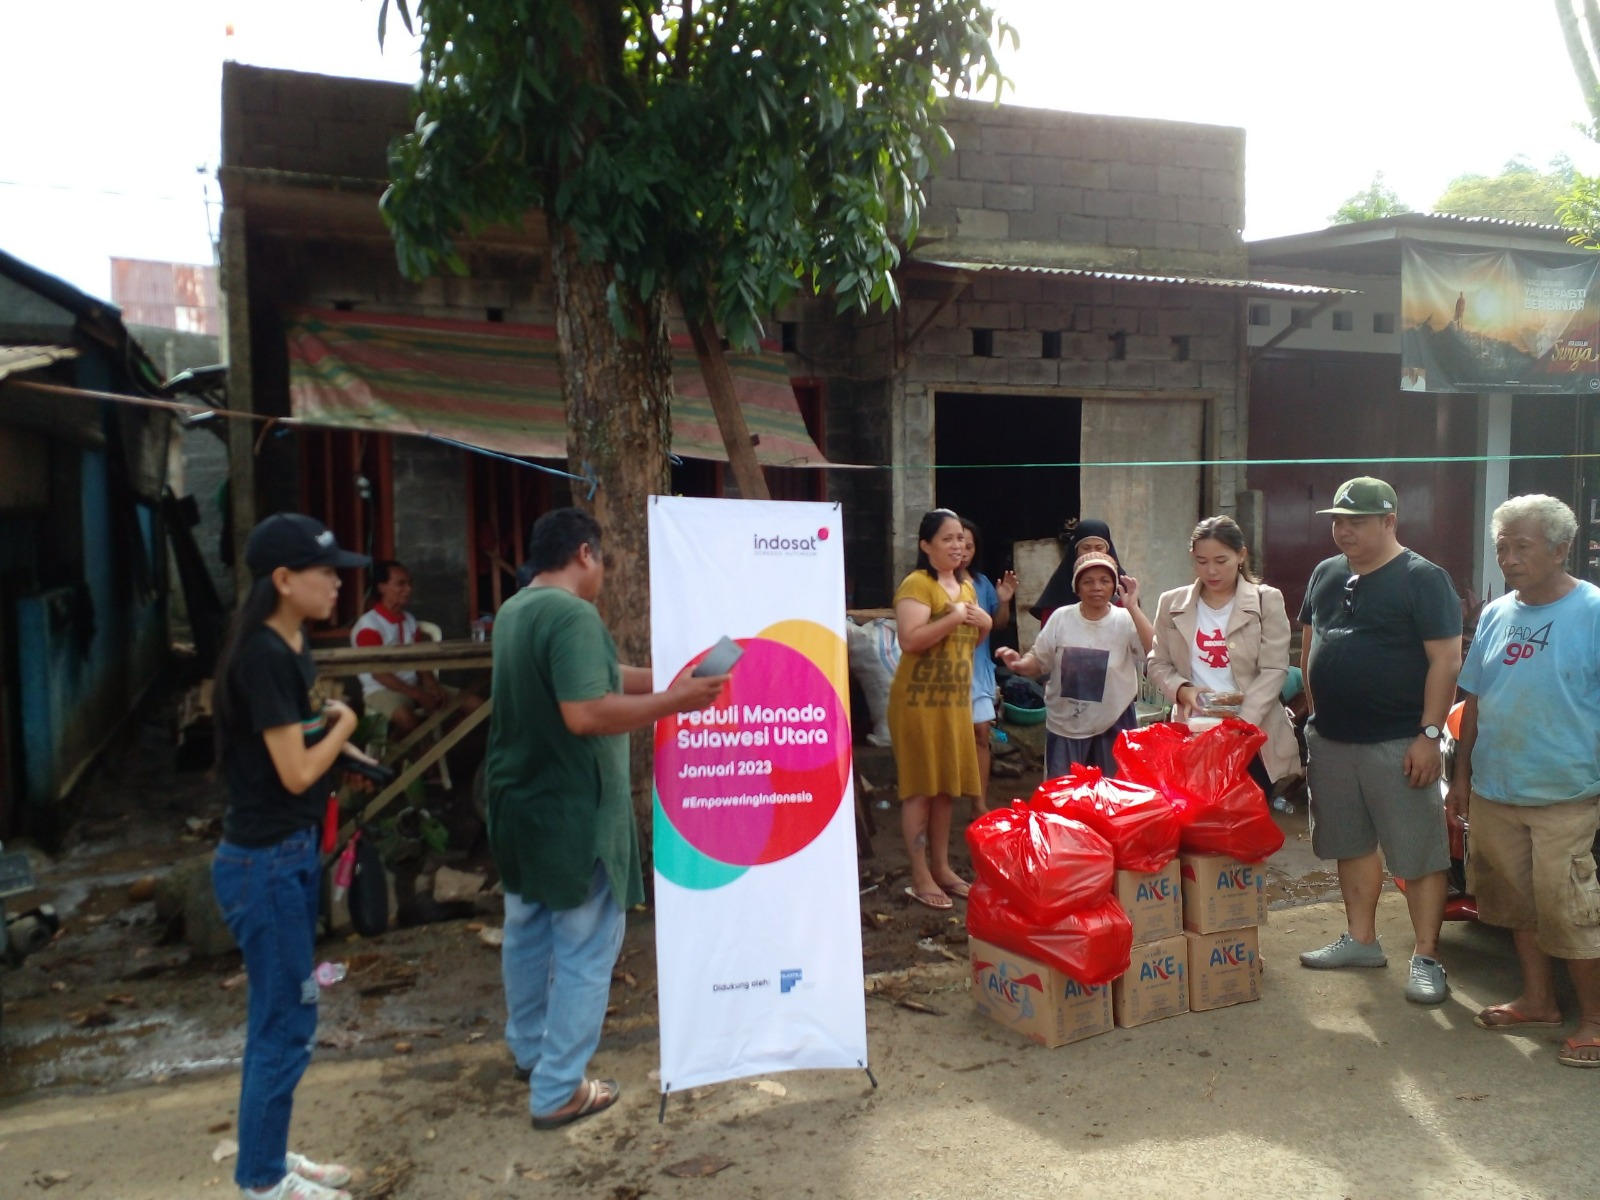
221, 626, 332, 847
1298, 549, 1461, 743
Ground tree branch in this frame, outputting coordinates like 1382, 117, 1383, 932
1556, 0, 1600, 124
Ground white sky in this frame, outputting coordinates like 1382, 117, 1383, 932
2, 0, 1596, 302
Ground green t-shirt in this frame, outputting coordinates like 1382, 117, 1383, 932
484, 585, 643, 911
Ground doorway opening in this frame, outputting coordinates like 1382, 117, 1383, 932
934, 391, 1081, 575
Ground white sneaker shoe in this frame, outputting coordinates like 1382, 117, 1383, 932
286, 1152, 353, 1189
240, 1169, 351, 1200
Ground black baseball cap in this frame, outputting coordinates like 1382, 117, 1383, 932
245, 513, 370, 578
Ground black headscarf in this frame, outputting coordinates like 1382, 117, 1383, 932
1029, 519, 1124, 621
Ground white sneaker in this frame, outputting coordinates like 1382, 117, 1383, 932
286, 1152, 353, 1189
240, 1170, 351, 1200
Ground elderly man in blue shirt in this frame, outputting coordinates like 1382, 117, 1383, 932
1447, 494, 1600, 1069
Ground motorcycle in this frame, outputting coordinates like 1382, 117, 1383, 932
0, 841, 59, 1034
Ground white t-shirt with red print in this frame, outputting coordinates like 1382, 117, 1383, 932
1188, 598, 1238, 696
352, 604, 420, 695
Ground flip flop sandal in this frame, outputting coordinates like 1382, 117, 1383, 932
531, 1078, 622, 1130
936, 878, 971, 900
1557, 1037, 1600, 1068
1473, 1004, 1563, 1031
903, 886, 953, 911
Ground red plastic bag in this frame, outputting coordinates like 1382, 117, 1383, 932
1030, 764, 1180, 872
1113, 718, 1284, 863
967, 883, 1133, 987
965, 803, 1115, 923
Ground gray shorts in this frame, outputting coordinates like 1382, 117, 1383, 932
1305, 728, 1451, 880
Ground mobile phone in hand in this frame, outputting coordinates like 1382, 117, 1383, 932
693, 635, 744, 678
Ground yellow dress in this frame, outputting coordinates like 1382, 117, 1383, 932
888, 572, 982, 799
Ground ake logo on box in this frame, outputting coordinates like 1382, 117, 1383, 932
1063, 977, 1106, 1000
1209, 941, 1253, 967
1139, 953, 1184, 982
1215, 865, 1258, 891
974, 959, 1042, 1022
1135, 876, 1174, 902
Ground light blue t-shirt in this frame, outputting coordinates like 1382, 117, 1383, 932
1457, 580, 1600, 805
971, 573, 1000, 704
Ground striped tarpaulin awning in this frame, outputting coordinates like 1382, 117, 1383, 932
285, 308, 829, 466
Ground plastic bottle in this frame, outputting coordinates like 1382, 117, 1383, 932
1272, 795, 1295, 815
331, 836, 359, 904
314, 961, 347, 987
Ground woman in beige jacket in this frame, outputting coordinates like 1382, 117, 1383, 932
1147, 516, 1302, 791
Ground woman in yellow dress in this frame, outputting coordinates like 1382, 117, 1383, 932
888, 509, 990, 910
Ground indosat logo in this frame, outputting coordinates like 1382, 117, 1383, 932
753, 527, 830, 556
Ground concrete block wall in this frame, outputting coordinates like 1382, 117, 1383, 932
887, 274, 1245, 585
922, 100, 1247, 279
223, 62, 411, 178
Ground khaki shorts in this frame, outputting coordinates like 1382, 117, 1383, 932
1467, 792, 1600, 960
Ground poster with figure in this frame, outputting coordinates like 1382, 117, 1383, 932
649, 495, 867, 1094
1400, 243, 1600, 393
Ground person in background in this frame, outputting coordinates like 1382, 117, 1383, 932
1029, 518, 1125, 626
212, 514, 373, 1200
998, 551, 1153, 779
486, 508, 726, 1129
1446, 495, 1600, 1067
351, 561, 482, 737
889, 509, 990, 910
959, 517, 1016, 815
1147, 515, 1301, 795
1296, 477, 1461, 1006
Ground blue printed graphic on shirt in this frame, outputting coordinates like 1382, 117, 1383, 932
1457, 581, 1600, 805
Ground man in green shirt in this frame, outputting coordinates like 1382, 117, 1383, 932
486, 507, 725, 1131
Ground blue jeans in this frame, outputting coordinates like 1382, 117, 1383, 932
503, 861, 626, 1116
213, 826, 322, 1190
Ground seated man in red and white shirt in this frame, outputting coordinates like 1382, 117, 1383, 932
352, 560, 452, 736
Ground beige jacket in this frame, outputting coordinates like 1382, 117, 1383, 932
1146, 579, 1302, 784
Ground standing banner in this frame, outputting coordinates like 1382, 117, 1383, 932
1401, 243, 1600, 394
649, 496, 867, 1094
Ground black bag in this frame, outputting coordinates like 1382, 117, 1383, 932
346, 829, 390, 937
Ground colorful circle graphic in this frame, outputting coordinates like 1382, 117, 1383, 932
654, 623, 850, 888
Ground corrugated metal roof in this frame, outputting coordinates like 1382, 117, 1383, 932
915, 259, 1353, 296
0, 343, 78, 382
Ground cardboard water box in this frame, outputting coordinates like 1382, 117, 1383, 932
1179, 851, 1269, 934
1185, 926, 1261, 1011
1114, 860, 1183, 945
969, 937, 1114, 1048
1113, 933, 1189, 1028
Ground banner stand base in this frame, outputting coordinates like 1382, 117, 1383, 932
659, 1063, 876, 1124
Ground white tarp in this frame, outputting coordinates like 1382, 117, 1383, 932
649, 495, 867, 1094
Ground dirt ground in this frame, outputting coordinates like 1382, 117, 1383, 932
0, 706, 1420, 1198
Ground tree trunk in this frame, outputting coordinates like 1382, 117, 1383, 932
688, 316, 771, 501
548, 223, 673, 851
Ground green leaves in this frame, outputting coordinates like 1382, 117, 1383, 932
382, 1, 1012, 342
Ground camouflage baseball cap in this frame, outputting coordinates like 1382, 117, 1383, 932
1317, 477, 1397, 516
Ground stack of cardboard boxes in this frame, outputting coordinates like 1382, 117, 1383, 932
1111, 858, 1187, 1027
971, 850, 1265, 1045
1178, 851, 1266, 1012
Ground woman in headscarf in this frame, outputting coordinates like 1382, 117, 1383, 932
1029, 520, 1124, 627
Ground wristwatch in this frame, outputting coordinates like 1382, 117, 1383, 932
1420, 723, 1442, 740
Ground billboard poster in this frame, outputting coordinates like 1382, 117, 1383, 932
1400, 243, 1600, 394
648, 495, 867, 1095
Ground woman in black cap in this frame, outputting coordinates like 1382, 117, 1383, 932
211, 513, 369, 1200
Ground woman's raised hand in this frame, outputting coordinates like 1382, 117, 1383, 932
994, 646, 1020, 668
997, 570, 1018, 602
